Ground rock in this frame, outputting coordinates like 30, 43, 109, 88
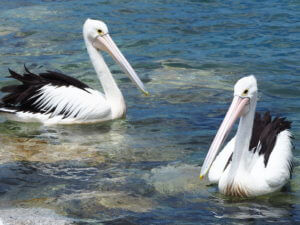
0, 208, 73, 225
144, 164, 207, 195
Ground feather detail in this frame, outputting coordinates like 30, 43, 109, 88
250, 112, 292, 166
0, 67, 111, 121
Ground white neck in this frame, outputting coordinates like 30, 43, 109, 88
228, 95, 257, 182
84, 36, 126, 117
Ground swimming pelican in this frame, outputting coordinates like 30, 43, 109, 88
0, 19, 148, 125
200, 76, 293, 197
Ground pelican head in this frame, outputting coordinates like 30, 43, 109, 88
234, 75, 258, 104
83, 18, 148, 95
200, 75, 258, 179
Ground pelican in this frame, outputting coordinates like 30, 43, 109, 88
200, 76, 293, 197
0, 19, 148, 125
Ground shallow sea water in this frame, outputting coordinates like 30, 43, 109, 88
0, 0, 299, 224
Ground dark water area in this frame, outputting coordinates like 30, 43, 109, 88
0, 0, 299, 224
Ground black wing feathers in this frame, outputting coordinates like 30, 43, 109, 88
250, 112, 292, 167
39, 70, 89, 90
0, 67, 90, 114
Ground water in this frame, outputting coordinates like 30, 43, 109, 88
0, 0, 299, 224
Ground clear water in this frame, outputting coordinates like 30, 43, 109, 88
0, 0, 299, 224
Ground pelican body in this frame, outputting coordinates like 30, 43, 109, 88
0, 19, 148, 125
200, 76, 293, 197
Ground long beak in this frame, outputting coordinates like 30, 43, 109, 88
200, 96, 250, 179
95, 34, 149, 95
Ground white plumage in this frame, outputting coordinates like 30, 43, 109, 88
3, 86, 112, 124
200, 76, 293, 197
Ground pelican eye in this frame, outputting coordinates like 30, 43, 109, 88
242, 89, 249, 96
97, 29, 103, 34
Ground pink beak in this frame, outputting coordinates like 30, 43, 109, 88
200, 96, 250, 179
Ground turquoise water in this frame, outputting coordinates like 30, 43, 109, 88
0, 0, 299, 224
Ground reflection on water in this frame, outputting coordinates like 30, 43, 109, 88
0, 0, 299, 224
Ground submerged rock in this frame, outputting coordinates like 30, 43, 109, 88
0, 208, 73, 225
58, 191, 155, 213
0, 136, 105, 165
144, 164, 207, 195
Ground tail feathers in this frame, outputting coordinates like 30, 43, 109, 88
2, 65, 89, 95
1, 84, 25, 93
1, 66, 45, 106
1, 66, 90, 115
6, 67, 42, 87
